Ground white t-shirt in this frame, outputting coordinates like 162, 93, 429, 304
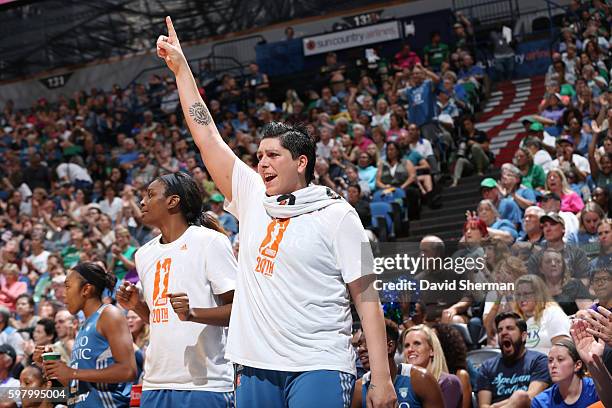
224, 159, 371, 375
21, 250, 50, 276
525, 306, 570, 355
316, 139, 335, 160
56, 163, 93, 183
533, 150, 552, 169
98, 197, 123, 222
410, 139, 434, 158
136, 226, 237, 392
546, 154, 591, 175
559, 211, 579, 241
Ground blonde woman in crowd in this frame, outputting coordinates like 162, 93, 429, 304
402, 325, 463, 408
513, 275, 571, 355
544, 169, 584, 214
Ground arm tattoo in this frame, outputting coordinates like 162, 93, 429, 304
188, 102, 212, 126
368, 383, 376, 391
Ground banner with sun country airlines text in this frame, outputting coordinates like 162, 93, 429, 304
302, 20, 401, 56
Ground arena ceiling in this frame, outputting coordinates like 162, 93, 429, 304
0, 0, 381, 81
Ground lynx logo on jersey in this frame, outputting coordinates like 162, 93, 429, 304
255, 219, 290, 277
151, 258, 171, 323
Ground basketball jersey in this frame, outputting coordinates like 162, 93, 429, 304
69, 304, 131, 408
362, 364, 422, 408
135, 226, 237, 392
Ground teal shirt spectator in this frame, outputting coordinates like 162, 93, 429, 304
358, 165, 378, 191
112, 246, 137, 281
404, 150, 424, 166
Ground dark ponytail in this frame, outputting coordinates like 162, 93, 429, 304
198, 211, 226, 235
158, 172, 227, 234
73, 262, 117, 298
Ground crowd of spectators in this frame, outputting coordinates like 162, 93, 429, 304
0, 1, 610, 406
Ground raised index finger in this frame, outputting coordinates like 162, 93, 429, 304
166, 16, 177, 39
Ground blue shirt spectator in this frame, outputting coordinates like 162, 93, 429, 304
404, 79, 436, 126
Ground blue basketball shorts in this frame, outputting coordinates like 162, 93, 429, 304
235, 365, 355, 408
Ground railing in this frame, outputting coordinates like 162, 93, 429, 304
127, 34, 267, 90
452, 0, 519, 26
210, 35, 266, 69
127, 55, 247, 90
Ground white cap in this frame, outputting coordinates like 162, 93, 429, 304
437, 114, 454, 126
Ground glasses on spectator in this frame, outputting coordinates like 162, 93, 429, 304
515, 291, 536, 299
592, 276, 610, 285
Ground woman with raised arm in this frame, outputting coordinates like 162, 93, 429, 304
154, 16, 396, 408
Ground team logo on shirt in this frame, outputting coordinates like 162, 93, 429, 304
255, 219, 290, 277
399, 388, 408, 398
151, 258, 171, 323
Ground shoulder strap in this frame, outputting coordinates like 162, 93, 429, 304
399, 363, 412, 377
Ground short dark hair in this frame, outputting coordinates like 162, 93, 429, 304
385, 319, 400, 346
591, 267, 611, 281
36, 318, 57, 342
261, 122, 316, 184
16, 294, 34, 309
495, 311, 527, 333
348, 183, 361, 194
385, 319, 400, 354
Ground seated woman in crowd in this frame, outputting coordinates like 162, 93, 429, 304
587, 267, 611, 313
483, 256, 527, 346
10, 294, 39, 331
591, 218, 611, 270
357, 151, 378, 193
444, 217, 491, 325
514, 146, 546, 190
535, 248, 592, 316
433, 324, 472, 408
402, 325, 463, 408
0, 263, 28, 312
499, 163, 537, 211
545, 169, 584, 214
483, 237, 511, 276
566, 201, 605, 259
376, 141, 421, 218
127, 310, 149, 384
476, 199, 517, 243
531, 338, 599, 407
513, 275, 571, 355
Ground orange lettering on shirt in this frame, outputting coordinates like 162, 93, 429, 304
255, 256, 275, 277
151, 307, 169, 323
